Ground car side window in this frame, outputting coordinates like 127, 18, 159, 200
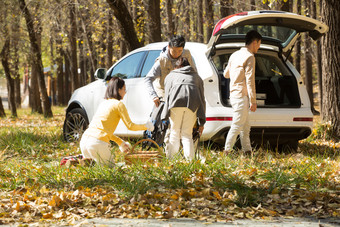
110, 52, 146, 79
140, 50, 161, 77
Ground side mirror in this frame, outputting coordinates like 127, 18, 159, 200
94, 68, 107, 80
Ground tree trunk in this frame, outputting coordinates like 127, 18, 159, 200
12, 32, 21, 108
69, 0, 79, 91
14, 75, 21, 108
120, 40, 127, 58
312, 0, 323, 113
183, 0, 191, 41
107, 10, 114, 68
303, 0, 317, 114
294, 0, 302, 73
278, 0, 290, 11
1, 39, 17, 117
250, 0, 256, 10
64, 51, 71, 103
146, 0, 161, 43
56, 48, 64, 106
106, 0, 142, 51
78, 41, 87, 85
261, 0, 270, 10
28, 5, 43, 113
30, 56, 43, 113
166, 0, 175, 37
205, 0, 214, 42
197, 0, 204, 43
100, 21, 107, 68
220, 0, 234, 17
55, 23, 64, 106
49, 37, 56, 105
19, 0, 52, 117
0, 97, 5, 118
321, 0, 340, 139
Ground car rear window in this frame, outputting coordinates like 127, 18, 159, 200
221, 25, 296, 46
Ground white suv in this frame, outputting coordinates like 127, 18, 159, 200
63, 10, 328, 150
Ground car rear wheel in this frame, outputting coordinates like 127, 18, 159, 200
279, 140, 299, 152
63, 108, 89, 142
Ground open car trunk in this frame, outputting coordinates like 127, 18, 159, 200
206, 11, 328, 109
212, 49, 301, 108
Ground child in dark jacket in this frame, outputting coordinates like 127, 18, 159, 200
161, 57, 206, 161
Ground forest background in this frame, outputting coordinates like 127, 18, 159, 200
0, 0, 339, 138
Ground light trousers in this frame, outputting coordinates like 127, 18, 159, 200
166, 107, 197, 161
224, 96, 252, 152
80, 134, 114, 166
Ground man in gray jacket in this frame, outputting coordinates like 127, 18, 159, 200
144, 35, 195, 107
161, 57, 205, 161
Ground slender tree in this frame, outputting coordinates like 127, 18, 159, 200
294, 0, 302, 73
197, 0, 204, 43
312, 0, 323, 112
19, 0, 53, 117
0, 97, 5, 117
250, 0, 256, 11
69, 0, 79, 91
166, 0, 175, 37
106, 10, 114, 68
11, 16, 21, 108
303, 0, 317, 114
1, 39, 17, 117
205, 0, 214, 42
220, 0, 234, 17
183, 0, 191, 40
278, 0, 290, 11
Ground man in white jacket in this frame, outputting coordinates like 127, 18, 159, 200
223, 30, 262, 154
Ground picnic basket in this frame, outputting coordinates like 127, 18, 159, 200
124, 139, 165, 164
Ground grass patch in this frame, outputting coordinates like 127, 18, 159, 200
0, 107, 339, 224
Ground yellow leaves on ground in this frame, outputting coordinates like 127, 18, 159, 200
1, 176, 340, 225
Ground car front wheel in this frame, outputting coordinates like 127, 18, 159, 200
63, 108, 89, 142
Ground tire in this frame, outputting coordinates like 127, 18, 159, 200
63, 108, 89, 142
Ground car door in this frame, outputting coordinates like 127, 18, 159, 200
109, 50, 161, 137
124, 50, 161, 137
109, 51, 147, 136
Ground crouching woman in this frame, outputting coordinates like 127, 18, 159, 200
80, 77, 154, 166
162, 57, 206, 161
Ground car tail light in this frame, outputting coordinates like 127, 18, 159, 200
206, 117, 233, 121
293, 117, 313, 122
212, 12, 248, 36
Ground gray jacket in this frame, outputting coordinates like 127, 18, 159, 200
161, 65, 206, 126
144, 46, 196, 100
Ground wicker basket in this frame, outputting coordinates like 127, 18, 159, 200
124, 139, 164, 164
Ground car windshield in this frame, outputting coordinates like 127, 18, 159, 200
221, 25, 296, 46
